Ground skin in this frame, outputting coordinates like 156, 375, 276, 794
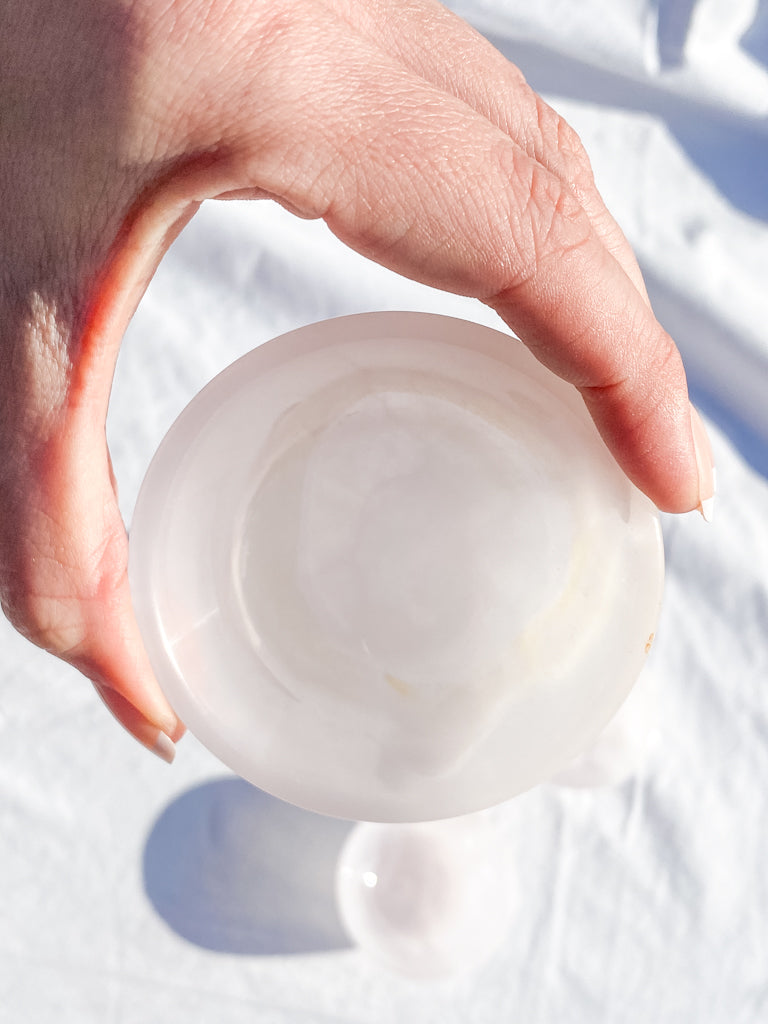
0, 0, 713, 760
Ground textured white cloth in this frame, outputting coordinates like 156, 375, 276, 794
2, 2, 768, 1021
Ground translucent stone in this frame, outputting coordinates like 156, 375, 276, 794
549, 664, 660, 788
129, 313, 663, 821
335, 816, 513, 978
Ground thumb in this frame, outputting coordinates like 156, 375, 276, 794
0, 390, 184, 760
0, 191, 197, 761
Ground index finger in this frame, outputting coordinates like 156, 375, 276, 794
226, 17, 710, 513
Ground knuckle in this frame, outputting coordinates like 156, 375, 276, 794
533, 96, 596, 198
583, 320, 687, 435
0, 487, 127, 666
0, 547, 84, 659
485, 144, 593, 299
460, 141, 595, 304
525, 163, 589, 257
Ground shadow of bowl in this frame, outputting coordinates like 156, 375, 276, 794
143, 777, 355, 955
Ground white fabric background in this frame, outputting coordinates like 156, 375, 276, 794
2, 2, 768, 1020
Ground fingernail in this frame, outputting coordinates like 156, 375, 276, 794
136, 688, 183, 743
690, 405, 715, 522
151, 731, 176, 764
92, 681, 179, 763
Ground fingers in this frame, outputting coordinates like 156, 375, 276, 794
0, 235, 189, 761
0, 402, 185, 758
0, 461, 184, 761
233, 13, 707, 512
139, 0, 710, 510
341, 0, 651, 301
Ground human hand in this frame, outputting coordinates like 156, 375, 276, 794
0, 0, 714, 761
